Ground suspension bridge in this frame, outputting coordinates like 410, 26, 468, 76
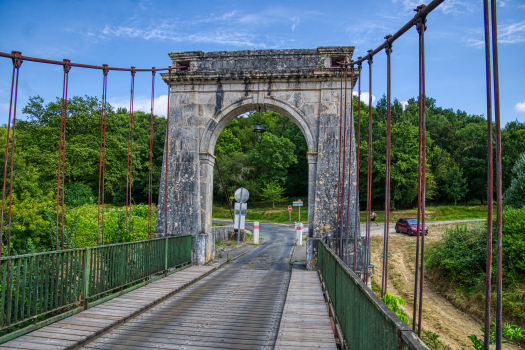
0, 0, 508, 348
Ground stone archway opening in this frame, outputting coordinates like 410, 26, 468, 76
208, 105, 314, 237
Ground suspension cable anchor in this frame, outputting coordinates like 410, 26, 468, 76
102, 64, 109, 76
11, 51, 23, 68
131, 66, 136, 77
385, 35, 393, 54
415, 5, 428, 33
63, 59, 71, 73
367, 50, 374, 64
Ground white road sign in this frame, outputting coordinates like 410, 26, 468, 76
234, 187, 250, 203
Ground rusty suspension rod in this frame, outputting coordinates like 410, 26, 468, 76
60, 61, 70, 250
55, 70, 66, 250
339, 63, 349, 260
97, 66, 109, 246
483, 0, 494, 347
0, 64, 16, 257
412, 12, 424, 330
354, 59, 362, 273
6, 63, 21, 259
215, 158, 234, 222
490, 0, 503, 346
164, 68, 172, 237
417, 7, 428, 337
148, 68, 156, 239
345, 64, 354, 266
382, 37, 393, 298
126, 68, 136, 229
0, 52, 185, 72
336, 64, 345, 257
364, 51, 373, 285
0, 52, 22, 258
350, 0, 444, 67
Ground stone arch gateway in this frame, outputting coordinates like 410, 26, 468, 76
156, 47, 361, 268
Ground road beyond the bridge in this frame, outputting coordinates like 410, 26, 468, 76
77, 223, 337, 350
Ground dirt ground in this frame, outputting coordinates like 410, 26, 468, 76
370, 223, 523, 350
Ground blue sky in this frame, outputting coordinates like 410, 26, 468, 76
0, 0, 524, 126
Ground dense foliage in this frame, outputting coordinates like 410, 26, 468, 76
213, 95, 525, 210
1, 93, 524, 255
426, 207, 525, 325
0, 95, 164, 254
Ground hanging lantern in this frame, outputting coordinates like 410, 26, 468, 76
252, 107, 266, 143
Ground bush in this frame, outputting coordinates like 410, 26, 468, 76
426, 224, 486, 292
426, 207, 525, 328
501, 207, 525, 283
427, 207, 525, 289
65, 183, 95, 207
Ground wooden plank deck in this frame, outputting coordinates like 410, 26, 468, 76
275, 266, 337, 350
0, 266, 217, 350
78, 267, 290, 349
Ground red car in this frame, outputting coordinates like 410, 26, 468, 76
395, 218, 428, 236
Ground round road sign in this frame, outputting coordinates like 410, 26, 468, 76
288, 206, 292, 212
234, 187, 250, 203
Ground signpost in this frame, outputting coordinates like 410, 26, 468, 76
293, 200, 303, 221
234, 187, 249, 246
288, 206, 292, 222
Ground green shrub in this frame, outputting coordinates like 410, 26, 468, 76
426, 224, 486, 292
501, 207, 525, 282
380, 293, 409, 324
65, 183, 95, 207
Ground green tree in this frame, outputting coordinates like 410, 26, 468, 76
502, 121, 525, 191
252, 133, 297, 186
504, 152, 525, 208
442, 166, 468, 205
215, 128, 242, 156
260, 181, 287, 208
212, 153, 257, 202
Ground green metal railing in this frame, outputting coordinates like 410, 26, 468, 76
0, 235, 192, 336
317, 239, 429, 350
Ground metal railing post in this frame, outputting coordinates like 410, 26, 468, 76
165, 236, 169, 276
82, 247, 90, 310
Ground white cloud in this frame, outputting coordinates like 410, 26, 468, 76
499, 20, 525, 44
392, 0, 474, 15
96, 7, 320, 49
401, 100, 409, 110
353, 91, 376, 104
291, 17, 300, 31
465, 20, 525, 48
109, 95, 168, 117
515, 102, 525, 114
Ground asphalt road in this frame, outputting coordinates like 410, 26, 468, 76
214, 218, 485, 238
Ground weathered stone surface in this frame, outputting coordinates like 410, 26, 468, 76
157, 47, 362, 269
192, 233, 215, 266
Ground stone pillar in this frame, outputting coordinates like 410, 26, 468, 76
199, 152, 215, 235
306, 152, 317, 270
307, 152, 318, 238
156, 91, 201, 237
312, 81, 341, 239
